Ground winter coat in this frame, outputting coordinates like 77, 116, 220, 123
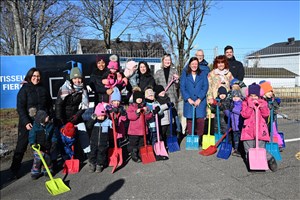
127, 103, 153, 136
138, 74, 156, 92
180, 68, 209, 119
230, 100, 243, 132
89, 67, 110, 104
207, 69, 233, 101
154, 67, 179, 104
155, 95, 173, 126
29, 121, 56, 151
107, 106, 127, 139
17, 82, 53, 128
240, 97, 270, 141
90, 118, 112, 145
227, 56, 245, 81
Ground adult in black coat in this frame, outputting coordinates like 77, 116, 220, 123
137, 61, 156, 92
10, 68, 53, 177
224, 45, 245, 81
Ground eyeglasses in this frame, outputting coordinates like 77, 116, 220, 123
32, 75, 40, 78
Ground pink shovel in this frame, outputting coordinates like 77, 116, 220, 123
154, 106, 169, 157
248, 105, 269, 170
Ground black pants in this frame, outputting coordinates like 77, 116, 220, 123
127, 135, 144, 155
88, 132, 109, 166
10, 126, 29, 172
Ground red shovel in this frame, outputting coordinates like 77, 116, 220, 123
62, 145, 79, 174
108, 112, 123, 173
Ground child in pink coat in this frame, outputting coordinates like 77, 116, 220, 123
241, 83, 277, 172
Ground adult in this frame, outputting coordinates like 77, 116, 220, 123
195, 49, 210, 76
180, 57, 208, 142
10, 68, 53, 177
137, 61, 156, 92
154, 54, 179, 105
224, 45, 245, 81
55, 67, 91, 160
88, 56, 112, 104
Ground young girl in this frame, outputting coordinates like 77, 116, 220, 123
127, 91, 152, 162
240, 83, 277, 172
86, 102, 112, 173
29, 110, 56, 180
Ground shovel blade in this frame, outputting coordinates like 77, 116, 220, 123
167, 136, 180, 152
214, 133, 223, 150
45, 178, 70, 196
216, 142, 232, 159
108, 148, 123, 167
186, 135, 199, 150
62, 159, 80, 174
278, 132, 286, 148
202, 135, 215, 150
140, 145, 156, 164
266, 142, 282, 161
199, 145, 217, 156
249, 147, 269, 170
154, 141, 169, 157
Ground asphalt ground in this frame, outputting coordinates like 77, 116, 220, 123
0, 117, 299, 200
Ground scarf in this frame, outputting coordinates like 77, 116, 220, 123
214, 68, 229, 83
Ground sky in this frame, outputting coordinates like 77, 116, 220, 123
85, 1, 299, 64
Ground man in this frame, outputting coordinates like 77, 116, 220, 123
195, 49, 210, 76
224, 45, 245, 81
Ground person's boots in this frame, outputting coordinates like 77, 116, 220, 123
131, 148, 141, 163
268, 157, 278, 172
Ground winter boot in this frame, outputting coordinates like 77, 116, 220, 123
95, 165, 103, 173
89, 163, 96, 173
268, 157, 278, 172
131, 148, 141, 163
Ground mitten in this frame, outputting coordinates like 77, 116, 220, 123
167, 102, 174, 108
247, 98, 255, 108
153, 106, 160, 115
275, 97, 281, 105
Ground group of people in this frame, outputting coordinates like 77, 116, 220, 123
10, 45, 282, 180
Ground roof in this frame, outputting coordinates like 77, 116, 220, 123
78, 39, 166, 58
244, 67, 298, 78
247, 38, 300, 57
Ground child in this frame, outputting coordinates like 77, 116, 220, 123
106, 87, 128, 146
60, 122, 76, 161
259, 81, 283, 150
229, 78, 247, 98
240, 83, 277, 172
229, 90, 243, 157
29, 110, 57, 180
127, 91, 152, 162
86, 102, 112, 173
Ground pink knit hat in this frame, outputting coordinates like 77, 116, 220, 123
107, 61, 118, 70
94, 103, 107, 116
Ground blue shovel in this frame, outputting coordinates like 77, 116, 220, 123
186, 106, 199, 150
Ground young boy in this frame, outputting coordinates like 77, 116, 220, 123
86, 102, 112, 173
29, 110, 57, 180
127, 91, 152, 162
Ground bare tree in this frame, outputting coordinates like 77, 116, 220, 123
80, 0, 142, 50
142, 0, 212, 74
3, 0, 81, 55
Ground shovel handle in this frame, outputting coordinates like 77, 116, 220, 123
32, 144, 54, 180
110, 112, 118, 149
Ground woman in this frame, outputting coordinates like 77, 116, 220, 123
137, 61, 156, 92
55, 67, 90, 160
154, 54, 179, 105
10, 68, 53, 177
180, 57, 208, 142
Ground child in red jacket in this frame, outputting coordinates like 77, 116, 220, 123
126, 91, 152, 162
241, 83, 277, 172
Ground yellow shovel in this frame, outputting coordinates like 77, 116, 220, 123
32, 144, 70, 196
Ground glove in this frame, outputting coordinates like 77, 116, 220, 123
153, 106, 160, 115
91, 113, 97, 120
120, 107, 127, 116
86, 85, 92, 92
167, 102, 174, 108
275, 97, 281, 105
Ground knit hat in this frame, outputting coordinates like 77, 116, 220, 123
218, 86, 227, 96
248, 83, 261, 97
260, 81, 273, 94
70, 67, 82, 79
232, 90, 243, 98
145, 88, 154, 99
94, 103, 107, 116
35, 110, 48, 124
107, 61, 118, 70
154, 85, 165, 96
61, 122, 76, 138
110, 87, 121, 102
133, 91, 144, 103
230, 78, 246, 88
224, 45, 233, 52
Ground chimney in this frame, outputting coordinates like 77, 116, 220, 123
287, 37, 295, 45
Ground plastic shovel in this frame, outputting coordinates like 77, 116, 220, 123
266, 106, 282, 161
214, 100, 223, 148
108, 112, 123, 173
167, 106, 180, 152
186, 106, 199, 150
248, 105, 269, 170
154, 107, 169, 157
217, 114, 232, 160
202, 107, 215, 150
164, 76, 178, 92
139, 111, 156, 164
32, 144, 70, 196
62, 145, 79, 174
